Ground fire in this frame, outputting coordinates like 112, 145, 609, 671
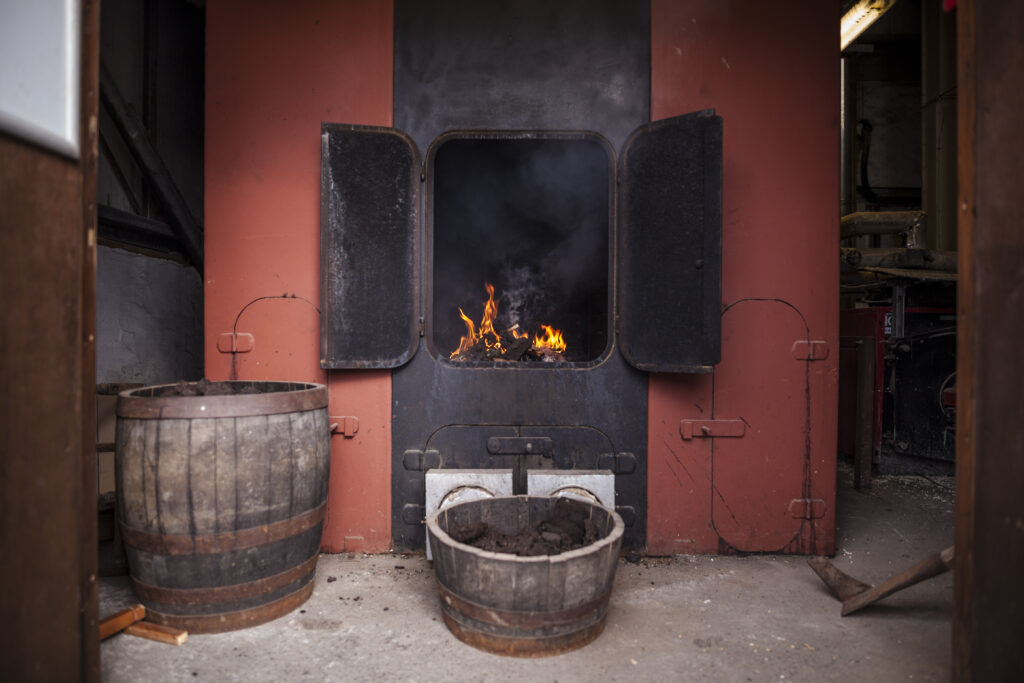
449, 282, 566, 361
533, 324, 567, 354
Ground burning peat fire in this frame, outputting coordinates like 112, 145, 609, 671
449, 283, 566, 362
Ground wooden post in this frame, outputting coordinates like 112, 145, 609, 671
954, 1, 1024, 680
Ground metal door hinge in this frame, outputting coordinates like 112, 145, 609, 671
679, 419, 746, 440
788, 498, 827, 519
596, 452, 637, 474
330, 416, 360, 438
216, 332, 254, 353
791, 340, 829, 361
402, 449, 441, 471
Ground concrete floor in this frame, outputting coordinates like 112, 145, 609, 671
100, 464, 955, 682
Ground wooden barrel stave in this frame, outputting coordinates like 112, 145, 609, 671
427, 495, 624, 657
123, 519, 324, 588
115, 381, 329, 633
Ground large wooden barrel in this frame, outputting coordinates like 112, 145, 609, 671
426, 495, 624, 657
115, 381, 330, 633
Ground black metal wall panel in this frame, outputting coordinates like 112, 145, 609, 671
394, 0, 650, 152
320, 124, 420, 368
391, 0, 651, 551
618, 110, 723, 372
391, 346, 647, 550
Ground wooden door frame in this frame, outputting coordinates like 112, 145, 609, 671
954, 1, 1024, 680
0, 1, 100, 680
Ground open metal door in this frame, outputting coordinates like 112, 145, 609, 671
320, 123, 421, 368
617, 109, 722, 372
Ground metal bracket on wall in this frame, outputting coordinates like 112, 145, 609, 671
402, 449, 441, 471
788, 498, 827, 519
596, 452, 637, 474
216, 332, 254, 353
791, 340, 830, 361
679, 419, 746, 440
330, 416, 359, 438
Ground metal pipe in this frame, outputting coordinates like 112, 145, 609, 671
841, 247, 958, 272
840, 211, 927, 248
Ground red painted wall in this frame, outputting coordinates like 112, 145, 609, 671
648, 1, 839, 554
206, 1, 838, 556
205, 1, 394, 552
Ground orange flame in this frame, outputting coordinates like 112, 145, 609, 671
533, 324, 567, 354
449, 282, 566, 361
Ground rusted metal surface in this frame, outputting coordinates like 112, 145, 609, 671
437, 581, 611, 631
440, 604, 608, 658
146, 580, 316, 635
119, 502, 326, 555
131, 553, 318, 606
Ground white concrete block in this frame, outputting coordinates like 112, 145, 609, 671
526, 469, 616, 510
424, 469, 513, 560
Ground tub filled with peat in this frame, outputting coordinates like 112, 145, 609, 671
426, 495, 624, 657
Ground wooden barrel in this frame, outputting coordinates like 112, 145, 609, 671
426, 496, 624, 657
115, 381, 330, 633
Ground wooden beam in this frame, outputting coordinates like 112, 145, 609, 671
79, 2, 101, 680
124, 622, 188, 646
98, 605, 146, 640
99, 65, 204, 274
0, 1, 100, 679
955, 0, 1024, 680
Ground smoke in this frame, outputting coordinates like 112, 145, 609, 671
431, 135, 611, 360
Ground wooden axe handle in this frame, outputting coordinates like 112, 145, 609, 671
841, 545, 955, 616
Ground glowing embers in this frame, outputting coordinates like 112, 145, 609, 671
449, 282, 566, 363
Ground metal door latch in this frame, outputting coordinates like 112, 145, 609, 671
402, 449, 441, 471
789, 498, 827, 519
216, 332, 254, 353
330, 416, 359, 437
596, 452, 637, 474
679, 419, 746, 440
791, 340, 830, 360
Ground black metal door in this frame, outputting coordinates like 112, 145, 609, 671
320, 124, 421, 369
618, 110, 723, 372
